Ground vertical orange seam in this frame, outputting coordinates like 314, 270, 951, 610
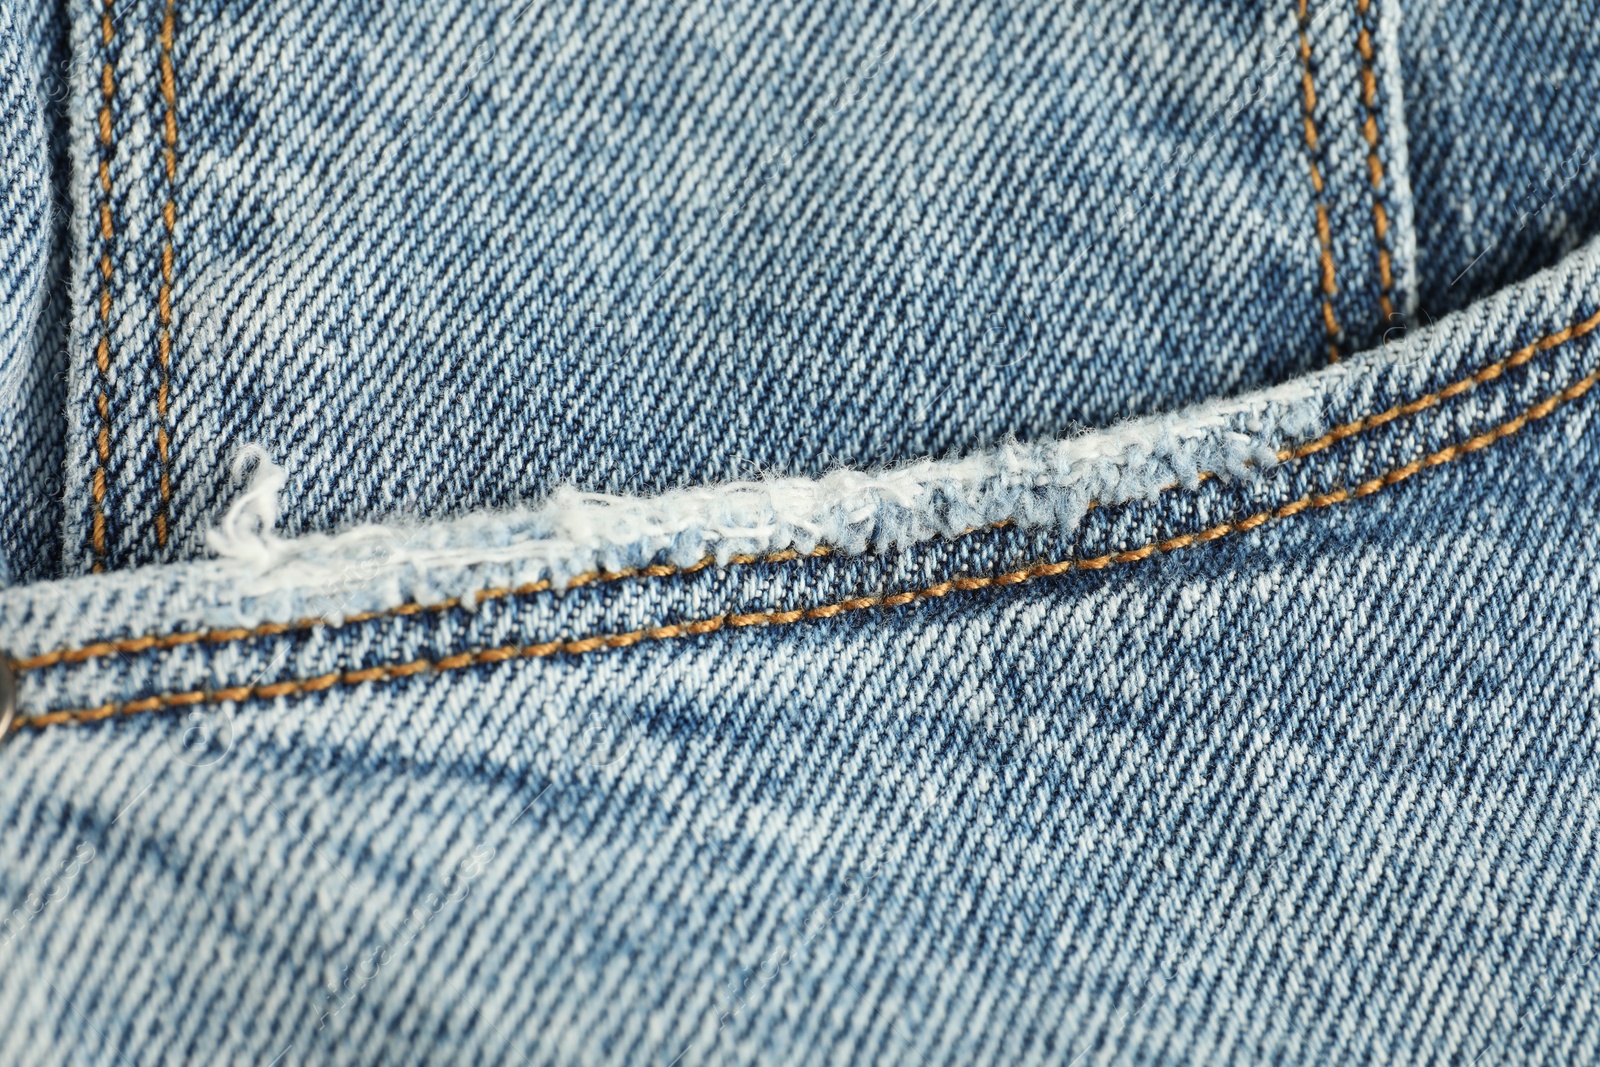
1296, 0, 1342, 363
92, 0, 117, 572
155, 0, 179, 549
1355, 0, 1395, 325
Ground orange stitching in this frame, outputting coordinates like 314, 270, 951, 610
1355, 0, 1395, 325
14, 304, 1600, 676
16, 358, 1598, 734
91, 0, 118, 571
154, 0, 179, 547
1285, 303, 1600, 459
1296, 0, 1342, 363
9, 547, 838, 672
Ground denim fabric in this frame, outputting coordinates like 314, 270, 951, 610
6, 0, 1600, 1064
56, 0, 1417, 573
5, 232, 1600, 1063
0, 0, 68, 585
1400, 0, 1600, 319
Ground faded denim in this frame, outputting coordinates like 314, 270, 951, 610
54, 0, 1423, 572
3, 1, 1600, 1065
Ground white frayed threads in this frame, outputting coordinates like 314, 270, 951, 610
191, 367, 1335, 624
205, 445, 288, 568
205, 447, 429, 592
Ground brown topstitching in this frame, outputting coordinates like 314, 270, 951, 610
14, 353, 1600, 734
1355, 0, 1396, 324
15, 302, 1599, 679
91, 0, 118, 571
1296, 0, 1342, 363
154, 0, 179, 547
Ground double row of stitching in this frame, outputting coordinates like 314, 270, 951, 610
1290, 304, 1600, 457
10, 546, 836, 673
1295, 0, 1342, 362
1354, 0, 1396, 325
85, 2, 180, 565
16, 304, 1598, 678
1297, 0, 1400, 356
15, 354, 1600, 734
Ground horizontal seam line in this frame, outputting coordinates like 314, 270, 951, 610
16, 302, 1597, 676
15, 354, 1599, 734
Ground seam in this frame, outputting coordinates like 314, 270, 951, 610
1296, 0, 1342, 363
14, 303, 1600, 677
1355, 0, 1395, 325
154, 0, 179, 548
14, 357, 1598, 733
91, 0, 118, 572
10, 546, 838, 672
1287, 304, 1600, 457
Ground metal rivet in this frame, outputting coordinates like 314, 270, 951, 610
0, 657, 15, 742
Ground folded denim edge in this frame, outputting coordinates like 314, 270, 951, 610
5, 232, 1600, 654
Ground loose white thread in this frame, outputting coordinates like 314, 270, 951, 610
206, 445, 288, 567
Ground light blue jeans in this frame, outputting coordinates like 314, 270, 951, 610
3, 1, 1600, 1063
